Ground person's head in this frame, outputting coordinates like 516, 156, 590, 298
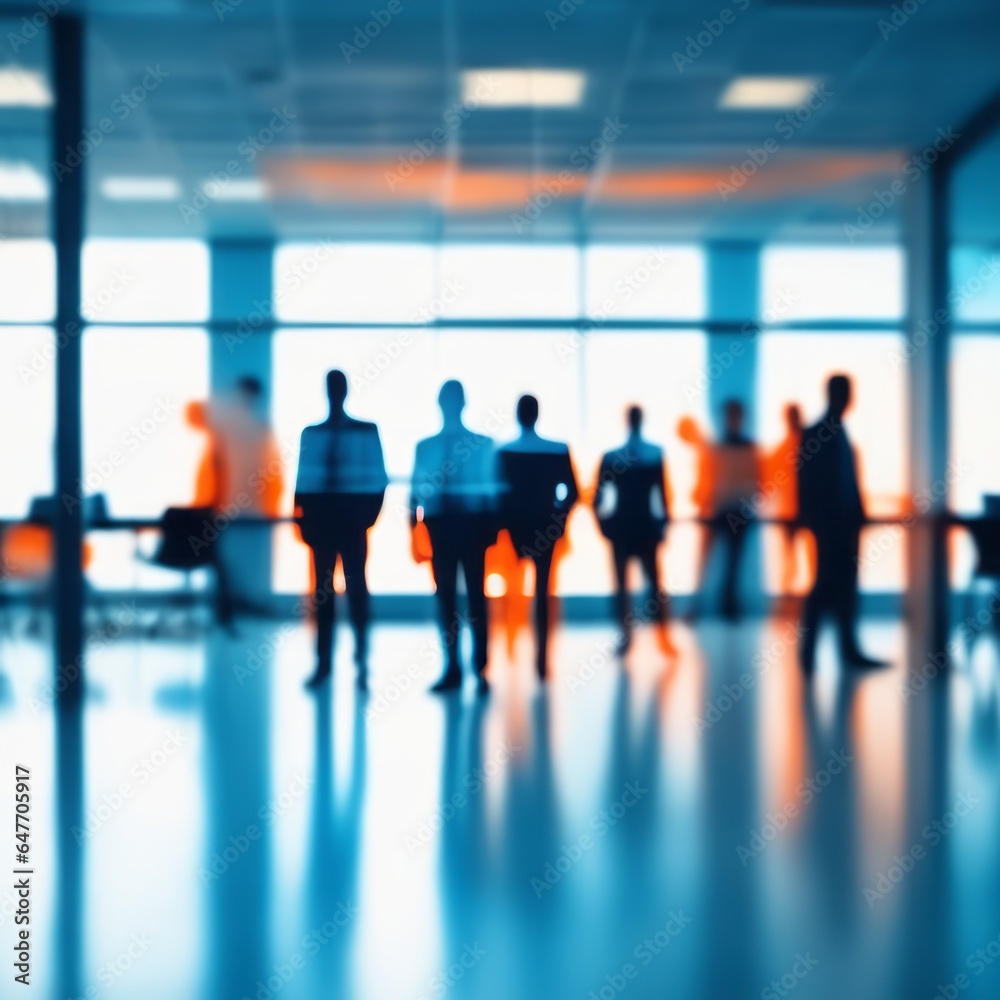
627, 405, 643, 434
723, 398, 744, 435
326, 369, 348, 410
438, 379, 466, 422
784, 403, 802, 434
234, 375, 263, 410
185, 400, 208, 430
677, 415, 701, 444
516, 394, 539, 430
826, 374, 852, 420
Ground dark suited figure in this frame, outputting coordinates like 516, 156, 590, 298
798, 374, 886, 672
295, 370, 388, 690
706, 399, 760, 621
594, 406, 676, 658
497, 395, 579, 680
411, 380, 498, 694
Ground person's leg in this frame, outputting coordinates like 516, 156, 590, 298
780, 522, 797, 597
211, 539, 236, 632
308, 543, 337, 683
427, 519, 462, 686
612, 544, 631, 650
639, 541, 677, 656
800, 531, 829, 672
834, 529, 881, 665
461, 531, 489, 684
721, 513, 748, 620
340, 526, 371, 681
533, 549, 554, 679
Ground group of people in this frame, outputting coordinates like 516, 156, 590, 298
290, 368, 885, 693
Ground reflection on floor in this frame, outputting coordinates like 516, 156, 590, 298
3, 612, 1000, 1000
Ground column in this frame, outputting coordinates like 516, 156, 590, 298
209, 239, 277, 606
52, 15, 85, 698
706, 242, 763, 613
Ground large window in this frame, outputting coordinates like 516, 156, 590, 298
757, 245, 908, 594
271, 320, 709, 596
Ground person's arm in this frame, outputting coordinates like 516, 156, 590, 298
293, 428, 310, 514
409, 441, 424, 528
371, 425, 389, 492
562, 446, 580, 510
658, 452, 671, 522
593, 456, 609, 514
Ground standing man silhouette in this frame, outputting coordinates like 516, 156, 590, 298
295, 369, 388, 691
497, 394, 578, 680
594, 406, 676, 657
411, 380, 498, 694
797, 374, 886, 672
707, 399, 760, 621
766, 402, 806, 599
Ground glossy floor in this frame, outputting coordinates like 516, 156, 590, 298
2, 611, 1000, 1000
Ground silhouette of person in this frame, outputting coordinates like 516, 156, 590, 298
184, 400, 235, 630
594, 406, 676, 657
213, 377, 285, 616
677, 415, 714, 613
765, 403, 811, 600
497, 395, 578, 680
294, 369, 388, 690
797, 374, 886, 672
410, 380, 499, 694
706, 399, 760, 621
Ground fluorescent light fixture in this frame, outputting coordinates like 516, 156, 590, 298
719, 76, 820, 109
200, 177, 270, 201
0, 162, 47, 201
462, 69, 585, 108
0, 68, 52, 107
101, 176, 182, 201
